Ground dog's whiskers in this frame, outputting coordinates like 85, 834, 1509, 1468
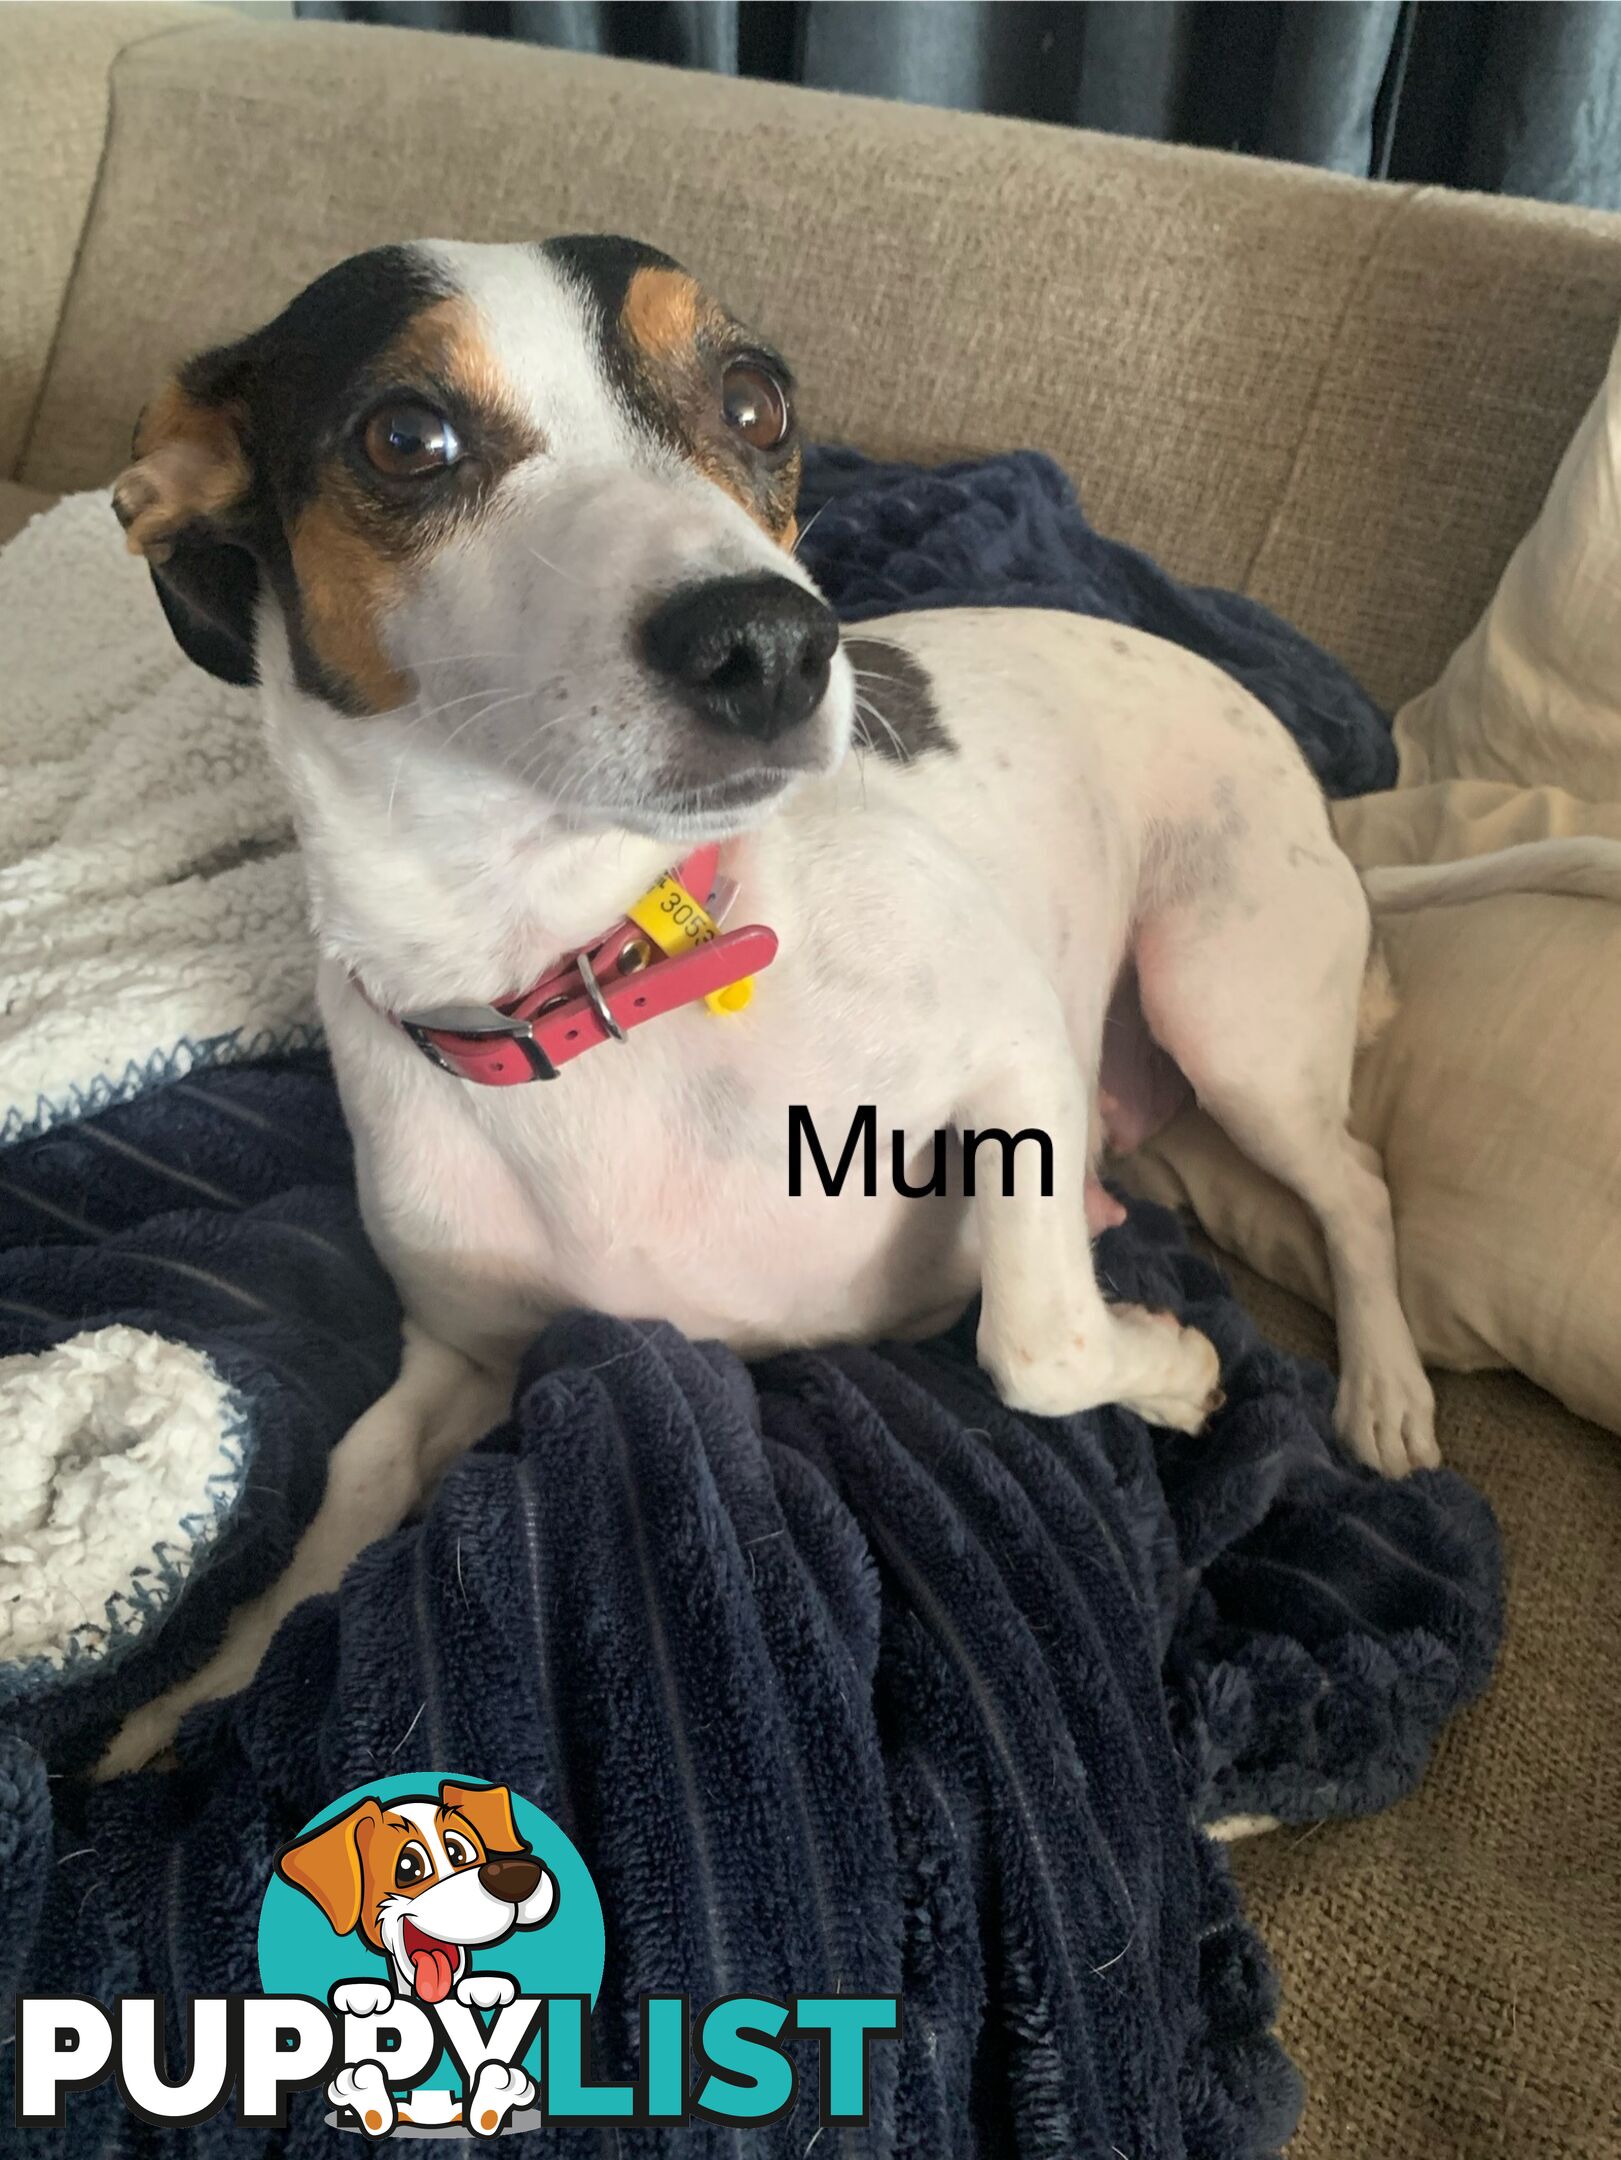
385, 682, 527, 773
402, 683, 526, 732
436, 686, 536, 754
790, 500, 831, 557
385, 685, 531, 830
849, 678, 919, 767
855, 697, 905, 760
525, 543, 591, 589
409, 646, 530, 669
497, 703, 615, 792
853, 690, 909, 765
553, 741, 623, 819
848, 736, 870, 811
506, 719, 588, 796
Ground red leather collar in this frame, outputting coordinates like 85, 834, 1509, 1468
385, 845, 778, 1085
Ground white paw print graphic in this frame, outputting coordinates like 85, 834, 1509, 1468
327, 2060, 395, 2139
466, 2060, 536, 2138
455, 1972, 518, 2011
331, 1980, 396, 2020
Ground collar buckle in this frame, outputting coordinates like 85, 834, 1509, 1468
400, 1003, 560, 1082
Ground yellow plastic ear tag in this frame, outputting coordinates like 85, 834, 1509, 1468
627, 871, 754, 1015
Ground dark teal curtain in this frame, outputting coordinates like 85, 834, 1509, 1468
295, 0, 1621, 209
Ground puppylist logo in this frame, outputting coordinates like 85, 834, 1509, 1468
15, 1773, 900, 2140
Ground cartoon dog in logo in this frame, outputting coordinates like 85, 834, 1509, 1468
276, 1780, 557, 2137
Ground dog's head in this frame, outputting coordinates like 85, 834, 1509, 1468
275, 1779, 556, 2003
113, 236, 850, 842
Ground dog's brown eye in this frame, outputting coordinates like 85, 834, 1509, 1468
721, 362, 790, 453
363, 403, 461, 479
394, 1841, 432, 1888
443, 1833, 475, 1869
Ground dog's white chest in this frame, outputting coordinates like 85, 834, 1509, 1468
338, 968, 982, 1365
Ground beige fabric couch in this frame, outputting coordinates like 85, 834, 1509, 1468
5, 9, 1617, 2153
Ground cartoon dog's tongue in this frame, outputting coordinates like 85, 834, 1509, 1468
402, 1919, 459, 2004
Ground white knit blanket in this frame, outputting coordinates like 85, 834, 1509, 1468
0, 492, 316, 1145
0, 1326, 247, 1701
0, 495, 320, 1701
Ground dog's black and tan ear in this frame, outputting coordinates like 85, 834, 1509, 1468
113, 364, 261, 686
275, 1797, 384, 1936
440, 1780, 526, 1856
113, 376, 250, 561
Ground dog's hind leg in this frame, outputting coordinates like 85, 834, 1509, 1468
969, 953, 1223, 1433
1133, 843, 1437, 1478
95, 1323, 511, 1779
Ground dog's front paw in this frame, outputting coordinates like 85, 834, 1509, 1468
328, 2061, 396, 2139
456, 1972, 517, 2011
95, 1637, 264, 1782
332, 1981, 397, 2020
982, 1304, 1222, 1434
94, 1699, 184, 1783
466, 2061, 535, 2138
1335, 1360, 1440, 1478
1105, 1306, 1224, 1433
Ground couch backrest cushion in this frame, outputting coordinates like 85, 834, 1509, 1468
24, 16, 1621, 707
0, 3, 197, 482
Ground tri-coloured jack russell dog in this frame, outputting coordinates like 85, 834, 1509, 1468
98, 235, 1621, 1778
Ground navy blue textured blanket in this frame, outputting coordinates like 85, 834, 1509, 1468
795, 447, 1397, 797
0, 452, 1479, 2158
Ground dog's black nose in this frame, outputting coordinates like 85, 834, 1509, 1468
479, 1854, 542, 1905
642, 576, 839, 742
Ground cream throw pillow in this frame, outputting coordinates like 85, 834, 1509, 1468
1129, 328, 1621, 1436
1395, 321, 1621, 799
1126, 782, 1621, 1431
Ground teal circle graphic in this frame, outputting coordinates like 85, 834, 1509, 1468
257, 1772, 604, 2096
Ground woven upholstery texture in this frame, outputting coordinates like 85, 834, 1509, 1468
1227, 1263, 1621, 2160
7, 11, 1619, 2152
14, 11, 1621, 709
